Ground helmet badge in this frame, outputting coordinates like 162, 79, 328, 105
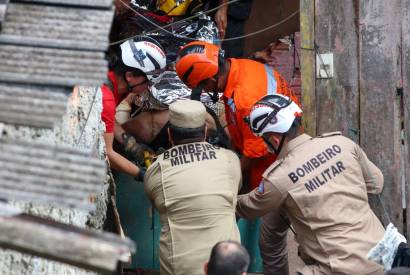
134, 49, 147, 68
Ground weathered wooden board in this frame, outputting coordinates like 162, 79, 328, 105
0, 3, 114, 51
0, 84, 69, 128
402, 0, 410, 237
0, 139, 106, 210
300, 0, 316, 136
359, 0, 403, 230
0, 0, 9, 30
0, 211, 135, 274
314, 0, 359, 142
0, 44, 108, 86
15, 0, 113, 8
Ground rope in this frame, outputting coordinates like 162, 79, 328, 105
221, 9, 299, 42
146, 0, 241, 34
378, 194, 392, 225
110, 0, 300, 45
110, 0, 240, 46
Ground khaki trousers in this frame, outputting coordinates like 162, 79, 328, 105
259, 210, 289, 275
297, 265, 384, 275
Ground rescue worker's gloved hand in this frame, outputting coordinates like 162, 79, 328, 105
122, 133, 154, 164
134, 166, 147, 182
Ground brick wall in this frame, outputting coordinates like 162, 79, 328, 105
251, 32, 301, 102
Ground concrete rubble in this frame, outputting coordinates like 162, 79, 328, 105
0, 86, 110, 275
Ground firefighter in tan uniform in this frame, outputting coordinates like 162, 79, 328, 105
237, 94, 385, 275
144, 100, 242, 275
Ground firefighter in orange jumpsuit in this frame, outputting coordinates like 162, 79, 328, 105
175, 41, 299, 275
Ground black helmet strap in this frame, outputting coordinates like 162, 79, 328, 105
262, 132, 287, 155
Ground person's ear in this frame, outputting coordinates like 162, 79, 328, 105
204, 262, 209, 274
270, 134, 281, 146
124, 71, 133, 82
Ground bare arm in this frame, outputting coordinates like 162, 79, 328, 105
104, 132, 140, 177
113, 120, 127, 145
215, 0, 228, 39
114, 94, 138, 144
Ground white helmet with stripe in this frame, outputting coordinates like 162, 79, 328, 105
249, 94, 302, 136
120, 37, 166, 73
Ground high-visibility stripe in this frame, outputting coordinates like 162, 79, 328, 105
264, 64, 277, 95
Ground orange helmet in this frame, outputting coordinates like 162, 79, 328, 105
176, 41, 220, 88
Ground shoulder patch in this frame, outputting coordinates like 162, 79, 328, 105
317, 131, 342, 138
262, 159, 283, 178
257, 181, 265, 194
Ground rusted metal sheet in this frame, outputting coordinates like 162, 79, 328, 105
300, 0, 316, 136
0, 44, 107, 86
402, 0, 410, 237
314, 0, 359, 142
0, 84, 69, 128
15, 0, 113, 8
0, 207, 135, 274
0, 0, 9, 30
0, 139, 106, 210
359, 0, 403, 230
0, 3, 114, 51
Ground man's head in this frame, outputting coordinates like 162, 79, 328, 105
247, 94, 302, 155
114, 36, 166, 95
168, 100, 207, 145
175, 41, 227, 95
205, 240, 250, 275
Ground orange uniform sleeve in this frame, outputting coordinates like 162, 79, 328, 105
237, 106, 268, 158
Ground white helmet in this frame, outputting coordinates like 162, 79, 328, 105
249, 94, 302, 136
120, 37, 166, 73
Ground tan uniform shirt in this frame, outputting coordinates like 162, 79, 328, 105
144, 142, 242, 275
237, 133, 385, 275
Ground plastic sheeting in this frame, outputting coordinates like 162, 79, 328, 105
131, 70, 222, 116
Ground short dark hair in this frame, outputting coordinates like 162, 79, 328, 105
207, 240, 250, 275
386, 267, 410, 275
168, 124, 206, 145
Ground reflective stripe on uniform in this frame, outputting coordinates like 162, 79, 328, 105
264, 64, 277, 95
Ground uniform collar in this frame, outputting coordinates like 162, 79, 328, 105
222, 58, 239, 99
277, 133, 312, 159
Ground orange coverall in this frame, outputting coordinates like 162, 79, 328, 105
223, 58, 299, 189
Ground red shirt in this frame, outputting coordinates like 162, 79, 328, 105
101, 71, 122, 133
223, 58, 299, 189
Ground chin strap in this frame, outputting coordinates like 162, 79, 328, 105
262, 132, 287, 155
